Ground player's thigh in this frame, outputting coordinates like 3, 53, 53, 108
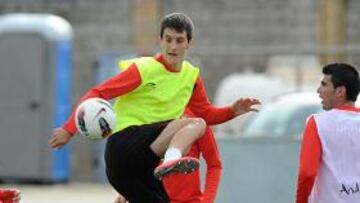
105, 122, 168, 174
150, 118, 200, 156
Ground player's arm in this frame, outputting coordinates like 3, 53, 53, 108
197, 127, 222, 202
296, 115, 322, 203
188, 77, 260, 125
49, 64, 142, 149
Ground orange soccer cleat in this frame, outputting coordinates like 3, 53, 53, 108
154, 157, 200, 180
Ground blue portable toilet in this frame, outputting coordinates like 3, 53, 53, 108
0, 13, 73, 182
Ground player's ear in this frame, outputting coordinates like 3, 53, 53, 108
335, 86, 346, 99
187, 38, 193, 48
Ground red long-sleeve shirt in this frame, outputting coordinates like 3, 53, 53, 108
63, 54, 234, 134
296, 105, 360, 203
163, 109, 222, 203
296, 115, 321, 203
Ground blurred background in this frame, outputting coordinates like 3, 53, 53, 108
0, 0, 360, 202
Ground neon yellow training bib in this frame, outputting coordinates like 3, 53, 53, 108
113, 57, 199, 132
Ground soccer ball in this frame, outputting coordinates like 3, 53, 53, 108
75, 98, 116, 140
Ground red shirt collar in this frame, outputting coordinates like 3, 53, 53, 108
335, 104, 360, 112
154, 53, 180, 73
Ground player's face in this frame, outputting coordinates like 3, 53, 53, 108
317, 75, 336, 110
160, 28, 192, 70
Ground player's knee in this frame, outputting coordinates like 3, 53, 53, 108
188, 117, 206, 137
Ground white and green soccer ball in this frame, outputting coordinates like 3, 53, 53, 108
75, 98, 116, 140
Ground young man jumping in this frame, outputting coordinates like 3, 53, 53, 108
49, 13, 260, 203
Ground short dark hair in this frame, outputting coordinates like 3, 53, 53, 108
323, 63, 360, 101
160, 13, 194, 41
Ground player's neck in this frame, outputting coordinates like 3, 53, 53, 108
155, 54, 182, 72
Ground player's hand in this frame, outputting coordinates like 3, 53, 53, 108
232, 97, 261, 116
1, 188, 21, 203
114, 194, 127, 203
48, 128, 72, 149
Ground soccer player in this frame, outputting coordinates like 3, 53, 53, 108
296, 63, 360, 203
0, 188, 20, 203
49, 12, 259, 203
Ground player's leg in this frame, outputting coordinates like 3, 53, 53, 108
105, 124, 171, 202
107, 172, 168, 203
150, 117, 206, 179
107, 170, 169, 203
150, 117, 206, 157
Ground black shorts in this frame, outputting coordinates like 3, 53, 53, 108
104, 121, 171, 203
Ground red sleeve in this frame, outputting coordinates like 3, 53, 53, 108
62, 64, 141, 134
296, 115, 322, 203
197, 127, 222, 202
188, 77, 234, 125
